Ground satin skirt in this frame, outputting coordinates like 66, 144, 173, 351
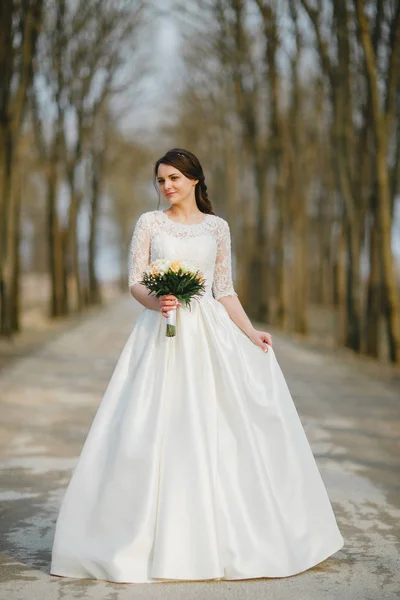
50, 297, 344, 583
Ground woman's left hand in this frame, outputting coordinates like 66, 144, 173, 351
248, 328, 273, 352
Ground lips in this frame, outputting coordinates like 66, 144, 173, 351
166, 192, 176, 196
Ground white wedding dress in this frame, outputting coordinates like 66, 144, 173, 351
50, 210, 344, 583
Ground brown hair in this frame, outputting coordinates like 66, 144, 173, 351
153, 148, 215, 215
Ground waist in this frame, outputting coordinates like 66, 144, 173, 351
198, 285, 213, 302
181, 287, 214, 305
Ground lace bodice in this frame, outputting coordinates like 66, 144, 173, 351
128, 210, 238, 301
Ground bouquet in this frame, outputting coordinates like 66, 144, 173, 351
140, 259, 206, 337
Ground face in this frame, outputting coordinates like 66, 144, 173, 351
157, 163, 198, 205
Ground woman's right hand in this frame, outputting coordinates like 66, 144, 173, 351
158, 295, 182, 318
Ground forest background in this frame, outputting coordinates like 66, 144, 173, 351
0, 0, 399, 364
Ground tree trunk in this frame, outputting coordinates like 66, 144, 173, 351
364, 208, 381, 357
0, 0, 43, 336
337, 224, 347, 347
66, 164, 83, 312
255, 0, 288, 327
293, 207, 308, 334
288, 0, 308, 334
0, 129, 13, 336
345, 219, 361, 351
356, 0, 400, 363
88, 154, 102, 305
10, 170, 22, 332
46, 163, 66, 317
229, 0, 270, 323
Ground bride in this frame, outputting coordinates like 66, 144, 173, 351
50, 147, 344, 583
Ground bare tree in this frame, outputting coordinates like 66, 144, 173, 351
0, 0, 44, 336
32, 0, 146, 316
355, 0, 400, 363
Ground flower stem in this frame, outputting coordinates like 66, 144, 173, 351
166, 324, 176, 337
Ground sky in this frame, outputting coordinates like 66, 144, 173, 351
113, 1, 183, 140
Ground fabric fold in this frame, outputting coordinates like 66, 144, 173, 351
50, 299, 343, 583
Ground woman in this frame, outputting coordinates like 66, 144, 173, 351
50, 148, 344, 584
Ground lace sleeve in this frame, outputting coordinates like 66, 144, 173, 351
212, 219, 238, 300
128, 213, 151, 288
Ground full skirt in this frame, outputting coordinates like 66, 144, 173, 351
50, 297, 344, 583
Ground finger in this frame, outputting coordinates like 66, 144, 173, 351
262, 333, 272, 345
161, 304, 176, 313
167, 300, 181, 307
256, 339, 268, 352
161, 296, 181, 307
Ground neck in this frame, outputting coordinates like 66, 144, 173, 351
166, 199, 202, 221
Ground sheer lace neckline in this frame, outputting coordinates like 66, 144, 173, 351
160, 210, 208, 227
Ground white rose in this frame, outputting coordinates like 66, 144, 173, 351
180, 260, 196, 273
156, 259, 171, 273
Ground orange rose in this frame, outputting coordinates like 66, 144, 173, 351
170, 260, 181, 273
